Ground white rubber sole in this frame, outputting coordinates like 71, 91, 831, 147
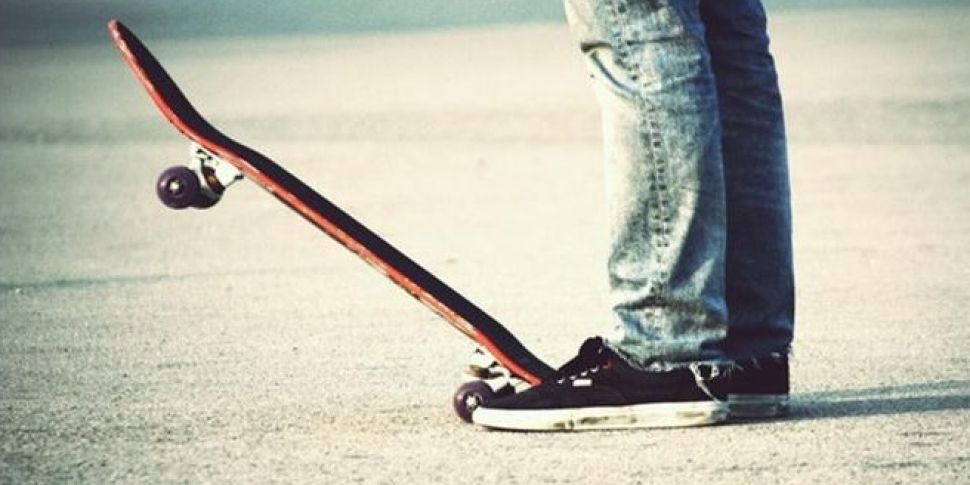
472, 400, 729, 432
728, 394, 790, 419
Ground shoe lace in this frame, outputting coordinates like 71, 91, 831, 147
553, 337, 611, 384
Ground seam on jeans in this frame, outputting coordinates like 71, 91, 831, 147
644, 116, 671, 299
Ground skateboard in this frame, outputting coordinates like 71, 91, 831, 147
108, 20, 556, 422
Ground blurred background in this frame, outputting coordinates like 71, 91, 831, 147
0, 0, 963, 46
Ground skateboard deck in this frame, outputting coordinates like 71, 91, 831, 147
108, 20, 555, 421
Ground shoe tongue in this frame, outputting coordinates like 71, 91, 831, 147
578, 337, 604, 357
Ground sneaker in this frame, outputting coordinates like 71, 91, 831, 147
471, 337, 730, 431
726, 354, 790, 419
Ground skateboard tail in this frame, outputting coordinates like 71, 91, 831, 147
108, 20, 555, 386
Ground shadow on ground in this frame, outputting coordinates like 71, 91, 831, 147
790, 380, 970, 421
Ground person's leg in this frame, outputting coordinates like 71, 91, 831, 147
564, 0, 729, 368
700, 0, 794, 361
697, 0, 793, 418
472, 0, 796, 430
471, 0, 734, 431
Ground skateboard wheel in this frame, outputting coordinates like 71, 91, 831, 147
156, 166, 200, 210
452, 380, 514, 424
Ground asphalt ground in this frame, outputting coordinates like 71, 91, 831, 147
2, 5, 969, 483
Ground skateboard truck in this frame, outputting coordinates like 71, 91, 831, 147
155, 142, 244, 209
452, 348, 530, 423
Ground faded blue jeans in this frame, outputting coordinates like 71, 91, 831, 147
563, 0, 794, 368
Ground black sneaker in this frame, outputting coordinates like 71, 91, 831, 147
726, 354, 790, 419
471, 338, 730, 431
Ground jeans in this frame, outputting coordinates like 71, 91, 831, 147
563, 0, 794, 368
